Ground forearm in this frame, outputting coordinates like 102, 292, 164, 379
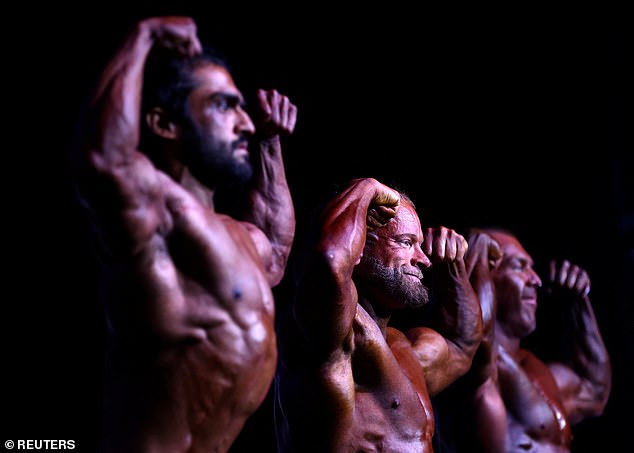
295, 179, 388, 353
433, 261, 483, 365
568, 296, 611, 410
88, 20, 155, 161
243, 136, 296, 281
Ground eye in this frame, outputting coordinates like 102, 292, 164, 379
212, 98, 230, 112
400, 239, 412, 247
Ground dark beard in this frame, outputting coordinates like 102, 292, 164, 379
180, 120, 253, 190
357, 256, 429, 309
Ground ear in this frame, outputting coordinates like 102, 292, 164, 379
145, 107, 181, 140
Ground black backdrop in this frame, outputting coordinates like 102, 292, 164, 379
5, 3, 630, 452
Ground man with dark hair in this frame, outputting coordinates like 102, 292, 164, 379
74, 16, 296, 452
275, 177, 483, 452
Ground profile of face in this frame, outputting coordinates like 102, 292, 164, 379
355, 202, 432, 310
180, 62, 256, 188
489, 231, 542, 339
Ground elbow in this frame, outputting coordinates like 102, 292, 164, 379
314, 244, 355, 280
448, 337, 483, 382
589, 356, 613, 416
595, 367, 613, 416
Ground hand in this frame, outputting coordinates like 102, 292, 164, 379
547, 259, 591, 298
465, 229, 502, 327
465, 229, 502, 278
422, 226, 469, 263
256, 89, 298, 137
366, 180, 400, 232
143, 17, 202, 57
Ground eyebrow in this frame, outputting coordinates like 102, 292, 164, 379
391, 233, 420, 243
507, 256, 533, 267
209, 92, 245, 107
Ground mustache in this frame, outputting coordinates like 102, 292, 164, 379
402, 267, 423, 280
232, 135, 249, 150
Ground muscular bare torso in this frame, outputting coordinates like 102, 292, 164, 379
500, 349, 571, 453
100, 172, 277, 453
279, 305, 434, 453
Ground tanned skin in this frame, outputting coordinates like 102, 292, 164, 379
433, 229, 506, 453
75, 17, 296, 453
492, 231, 610, 453
276, 178, 482, 452
435, 229, 611, 453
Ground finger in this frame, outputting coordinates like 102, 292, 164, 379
257, 89, 272, 116
287, 103, 298, 133
375, 205, 397, 218
465, 241, 478, 276
269, 90, 280, 124
422, 228, 434, 257
280, 95, 290, 131
549, 259, 557, 283
565, 264, 580, 290
434, 228, 448, 261
367, 215, 383, 231
465, 231, 485, 266
575, 269, 591, 296
456, 234, 468, 261
189, 36, 202, 56
445, 231, 458, 261
558, 260, 570, 286
373, 186, 400, 208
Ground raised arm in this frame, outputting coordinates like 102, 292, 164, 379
463, 229, 507, 452
545, 260, 612, 424
464, 229, 503, 385
407, 226, 483, 396
88, 16, 200, 163
78, 17, 201, 253
294, 178, 400, 357
234, 89, 297, 286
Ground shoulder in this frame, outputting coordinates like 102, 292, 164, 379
235, 219, 273, 266
519, 349, 560, 387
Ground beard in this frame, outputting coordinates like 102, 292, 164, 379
180, 120, 253, 190
356, 256, 429, 309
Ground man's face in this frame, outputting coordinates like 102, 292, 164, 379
356, 202, 432, 309
180, 63, 256, 188
489, 232, 542, 339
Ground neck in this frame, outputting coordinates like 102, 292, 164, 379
156, 148, 217, 208
494, 322, 521, 355
358, 296, 391, 338
179, 167, 216, 207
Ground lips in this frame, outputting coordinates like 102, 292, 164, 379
404, 271, 423, 280
522, 294, 538, 307
234, 141, 249, 158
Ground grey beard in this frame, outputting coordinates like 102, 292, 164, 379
361, 256, 429, 309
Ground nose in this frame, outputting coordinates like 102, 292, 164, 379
528, 267, 542, 288
236, 107, 255, 135
413, 244, 432, 270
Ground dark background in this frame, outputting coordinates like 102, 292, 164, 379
5, 3, 630, 452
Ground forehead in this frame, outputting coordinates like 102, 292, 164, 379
386, 202, 422, 236
191, 63, 241, 96
491, 232, 532, 263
